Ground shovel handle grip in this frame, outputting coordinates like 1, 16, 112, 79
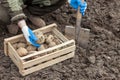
76, 7, 82, 27
76, 0, 84, 26
75, 0, 84, 42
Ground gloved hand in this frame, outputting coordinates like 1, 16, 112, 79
68, 0, 87, 16
22, 26, 40, 48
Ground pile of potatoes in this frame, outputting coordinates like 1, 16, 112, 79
12, 32, 60, 57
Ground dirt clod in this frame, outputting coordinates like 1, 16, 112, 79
26, 45, 36, 52
88, 56, 96, 64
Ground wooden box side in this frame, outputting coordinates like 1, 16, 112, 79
22, 44, 75, 68
20, 52, 75, 76
7, 42, 23, 70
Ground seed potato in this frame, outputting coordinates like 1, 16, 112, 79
17, 47, 28, 57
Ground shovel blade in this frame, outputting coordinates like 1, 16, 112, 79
65, 26, 75, 39
78, 28, 90, 48
65, 26, 90, 48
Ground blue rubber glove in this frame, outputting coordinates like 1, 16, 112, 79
68, 0, 87, 16
22, 26, 40, 48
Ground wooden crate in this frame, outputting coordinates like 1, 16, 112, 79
4, 23, 76, 76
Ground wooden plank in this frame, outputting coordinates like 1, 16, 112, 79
52, 28, 69, 42
21, 40, 75, 60
8, 51, 21, 70
5, 37, 25, 44
33, 23, 57, 33
20, 52, 74, 76
23, 45, 75, 68
4, 40, 8, 56
8, 43, 23, 69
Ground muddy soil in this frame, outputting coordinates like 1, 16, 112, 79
0, 0, 120, 80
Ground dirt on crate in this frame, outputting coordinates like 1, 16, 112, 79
0, 0, 120, 80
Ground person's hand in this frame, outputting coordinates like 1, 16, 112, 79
68, 0, 87, 15
22, 26, 40, 48
18, 19, 40, 48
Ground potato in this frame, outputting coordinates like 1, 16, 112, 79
26, 42, 31, 46
49, 41, 56, 47
26, 45, 36, 52
44, 44, 48, 49
19, 38, 26, 43
44, 34, 48, 39
17, 47, 28, 57
46, 35, 54, 43
36, 35, 45, 44
35, 32, 45, 44
12, 43, 18, 49
17, 43, 26, 48
54, 38, 61, 44
38, 45, 45, 51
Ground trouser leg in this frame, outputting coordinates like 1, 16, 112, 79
0, 5, 19, 34
0, 5, 10, 25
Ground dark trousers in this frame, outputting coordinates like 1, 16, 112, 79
0, 5, 11, 25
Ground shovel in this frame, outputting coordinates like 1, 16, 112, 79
65, 0, 90, 48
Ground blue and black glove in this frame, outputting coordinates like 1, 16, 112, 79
22, 26, 40, 48
68, 0, 87, 16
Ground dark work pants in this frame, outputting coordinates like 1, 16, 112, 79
0, 5, 11, 25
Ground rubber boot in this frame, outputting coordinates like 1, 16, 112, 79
28, 15, 46, 28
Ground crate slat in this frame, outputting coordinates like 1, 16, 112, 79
34, 23, 57, 33
20, 52, 74, 76
52, 28, 68, 42
8, 42, 22, 61
8, 42, 23, 69
8, 51, 22, 70
23, 45, 75, 68
4, 41, 7, 56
